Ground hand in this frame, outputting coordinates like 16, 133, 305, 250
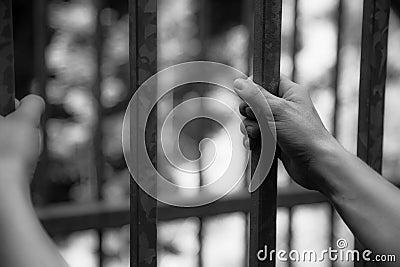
0, 95, 45, 185
234, 76, 343, 193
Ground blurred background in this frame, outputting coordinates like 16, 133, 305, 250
10, 0, 400, 266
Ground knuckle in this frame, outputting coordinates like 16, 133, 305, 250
270, 97, 285, 111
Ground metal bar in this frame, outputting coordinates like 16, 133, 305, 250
0, 0, 15, 115
130, 0, 158, 266
243, 0, 254, 76
243, 1, 253, 265
288, 2, 299, 265
330, 1, 343, 266
357, 0, 390, 171
38, 186, 329, 234
332, 0, 343, 139
291, 0, 299, 82
196, 1, 210, 266
251, 0, 282, 266
93, 0, 105, 266
32, 0, 49, 206
356, 0, 390, 266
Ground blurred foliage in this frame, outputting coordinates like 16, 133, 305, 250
11, 0, 400, 266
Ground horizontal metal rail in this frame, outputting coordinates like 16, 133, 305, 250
38, 186, 327, 235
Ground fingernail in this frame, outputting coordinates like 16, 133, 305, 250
245, 107, 252, 117
246, 126, 254, 133
240, 123, 246, 134
234, 79, 245, 91
243, 138, 250, 149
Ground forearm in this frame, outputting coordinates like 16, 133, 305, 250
316, 145, 400, 260
0, 162, 68, 267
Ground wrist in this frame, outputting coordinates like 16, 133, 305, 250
0, 159, 31, 195
309, 137, 349, 197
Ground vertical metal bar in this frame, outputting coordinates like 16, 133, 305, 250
243, 0, 254, 76
32, 0, 49, 206
291, 0, 299, 82
0, 0, 15, 115
197, 1, 209, 266
288, 2, 299, 266
332, 0, 343, 139
357, 0, 390, 200
93, 0, 105, 266
356, 0, 390, 266
243, 1, 253, 264
330, 1, 343, 266
130, 0, 158, 266
251, 0, 282, 266
198, 216, 204, 267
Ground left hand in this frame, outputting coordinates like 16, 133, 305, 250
0, 95, 45, 184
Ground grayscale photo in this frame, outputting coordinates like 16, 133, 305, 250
0, 0, 398, 266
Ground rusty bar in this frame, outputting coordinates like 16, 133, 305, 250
33, 0, 47, 112
37, 186, 330, 234
130, 0, 158, 266
332, 0, 343, 138
356, 0, 390, 266
291, 0, 299, 82
243, 0, 254, 76
357, 0, 390, 198
242, 1, 254, 265
31, 0, 49, 206
251, 0, 282, 266
0, 0, 15, 115
287, 2, 299, 265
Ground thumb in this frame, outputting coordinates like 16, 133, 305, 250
8, 95, 45, 127
233, 77, 277, 131
234, 78, 280, 112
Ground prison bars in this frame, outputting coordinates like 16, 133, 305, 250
287, 1, 299, 265
39, 185, 327, 234
0, 0, 15, 115
357, 0, 389, 171
93, 0, 106, 266
356, 0, 390, 266
0, 1, 383, 266
130, 0, 158, 266
31, 0, 50, 207
330, 1, 344, 267
251, 0, 282, 266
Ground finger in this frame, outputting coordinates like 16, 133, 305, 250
279, 75, 300, 97
240, 121, 246, 135
243, 118, 258, 127
243, 119, 260, 138
239, 102, 257, 120
234, 78, 280, 109
246, 125, 260, 139
15, 99, 20, 109
9, 95, 45, 126
239, 102, 248, 117
243, 136, 259, 150
245, 106, 256, 120
240, 119, 261, 139
243, 137, 250, 150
